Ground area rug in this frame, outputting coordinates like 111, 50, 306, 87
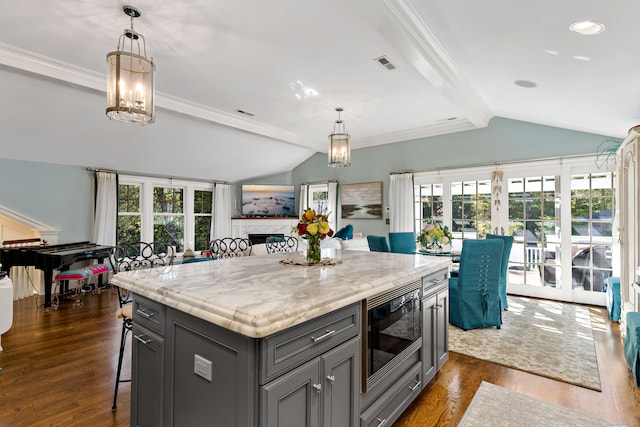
449, 296, 602, 390
457, 381, 627, 427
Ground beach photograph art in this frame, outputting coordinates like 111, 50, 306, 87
242, 185, 295, 216
341, 182, 383, 219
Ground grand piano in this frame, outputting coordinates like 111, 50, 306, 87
0, 240, 113, 308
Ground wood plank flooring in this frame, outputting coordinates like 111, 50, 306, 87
0, 290, 638, 426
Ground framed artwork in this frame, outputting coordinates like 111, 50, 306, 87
341, 181, 383, 219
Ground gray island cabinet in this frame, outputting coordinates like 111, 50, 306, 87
112, 251, 450, 427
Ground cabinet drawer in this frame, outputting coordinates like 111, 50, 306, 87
133, 294, 165, 335
422, 268, 448, 295
360, 362, 422, 427
260, 303, 360, 383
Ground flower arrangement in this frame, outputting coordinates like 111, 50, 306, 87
294, 209, 333, 263
418, 223, 453, 249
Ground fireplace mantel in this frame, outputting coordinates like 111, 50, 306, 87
231, 218, 298, 239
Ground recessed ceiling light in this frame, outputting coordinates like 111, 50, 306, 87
543, 49, 559, 56
514, 80, 537, 88
572, 55, 592, 61
570, 20, 605, 35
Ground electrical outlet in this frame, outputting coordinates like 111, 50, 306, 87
194, 354, 213, 382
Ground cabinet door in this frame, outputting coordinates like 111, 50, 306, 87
322, 337, 359, 427
421, 293, 438, 385
262, 359, 321, 427
435, 288, 449, 369
131, 324, 164, 427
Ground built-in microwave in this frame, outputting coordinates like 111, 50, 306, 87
362, 279, 422, 392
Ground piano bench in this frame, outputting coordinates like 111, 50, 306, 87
52, 269, 92, 310
87, 264, 111, 293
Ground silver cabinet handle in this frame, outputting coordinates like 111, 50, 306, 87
326, 375, 335, 384
311, 329, 336, 343
134, 334, 153, 345
136, 308, 155, 319
313, 383, 322, 393
409, 380, 421, 391
376, 417, 387, 427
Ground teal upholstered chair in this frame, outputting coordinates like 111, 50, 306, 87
624, 311, 640, 386
388, 232, 417, 254
605, 276, 621, 322
486, 234, 514, 310
367, 235, 389, 252
449, 239, 504, 330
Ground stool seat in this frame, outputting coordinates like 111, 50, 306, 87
116, 304, 133, 319
624, 312, 640, 387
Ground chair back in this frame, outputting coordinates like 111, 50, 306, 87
210, 238, 252, 258
450, 239, 504, 330
265, 236, 298, 254
367, 235, 389, 252
388, 232, 417, 254
486, 234, 514, 310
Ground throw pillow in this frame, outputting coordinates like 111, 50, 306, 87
334, 224, 353, 240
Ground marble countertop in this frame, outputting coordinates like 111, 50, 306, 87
111, 251, 451, 338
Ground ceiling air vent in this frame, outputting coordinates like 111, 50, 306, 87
374, 56, 396, 71
235, 109, 255, 117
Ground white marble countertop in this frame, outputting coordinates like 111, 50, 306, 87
111, 251, 451, 338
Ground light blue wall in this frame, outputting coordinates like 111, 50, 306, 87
0, 158, 93, 243
292, 117, 617, 237
0, 117, 617, 242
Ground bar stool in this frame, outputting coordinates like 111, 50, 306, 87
112, 288, 132, 411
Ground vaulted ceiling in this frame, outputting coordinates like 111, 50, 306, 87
0, 1, 636, 181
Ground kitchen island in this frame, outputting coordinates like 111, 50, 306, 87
112, 250, 451, 427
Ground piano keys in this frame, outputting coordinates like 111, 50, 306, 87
0, 241, 114, 308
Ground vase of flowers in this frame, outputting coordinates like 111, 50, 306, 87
418, 223, 453, 251
295, 209, 333, 264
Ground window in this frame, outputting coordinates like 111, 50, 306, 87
308, 184, 329, 214
153, 187, 184, 251
117, 184, 141, 245
570, 173, 614, 292
117, 176, 213, 253
414, 183, 443, 232
507, 176, 559, 287
194, 190, 213, 251
450, 180, 491, 240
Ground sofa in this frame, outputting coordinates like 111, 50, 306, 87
0, 276, 13, 351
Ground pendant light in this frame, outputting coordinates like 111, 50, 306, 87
106, 5, 156, 125
328, 107, 351, 167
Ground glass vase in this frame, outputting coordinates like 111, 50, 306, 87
306, 235, 321, 264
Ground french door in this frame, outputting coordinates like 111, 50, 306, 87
414, 157, 615, 305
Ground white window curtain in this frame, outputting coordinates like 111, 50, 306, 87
212, 183, 231, 240
389, 172, 414, 232
299, 184, 309, 216
327, 181, 338, 231
92, 171, 117, 246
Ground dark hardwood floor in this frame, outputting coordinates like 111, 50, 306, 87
0, 290, 638, 426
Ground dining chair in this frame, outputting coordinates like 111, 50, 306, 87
388, 232, 417, 254
265, 236, 298, 254
486, 234, 514, 310
367, 235, 389, 252
209, 238, 252, 259
449, 239, 504, 330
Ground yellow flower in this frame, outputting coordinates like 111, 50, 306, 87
307, 222, 319, 235
303, 209, 316, 221
318, 221, 330, 234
